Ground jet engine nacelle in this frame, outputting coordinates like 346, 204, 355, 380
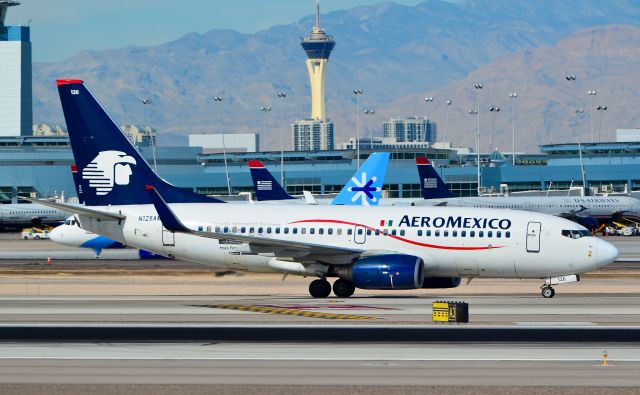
422, 276, 462, 289
337, 254, 424, 290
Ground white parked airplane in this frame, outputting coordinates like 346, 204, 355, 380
414, 157, 640, 229
34, 80, 618, 299
0, 203, 68, 230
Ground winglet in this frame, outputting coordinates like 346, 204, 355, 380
146, 186, 190, 233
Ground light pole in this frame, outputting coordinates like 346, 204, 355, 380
587, 90, 597, 142
575, 108, 587, 194
277, 92, 287, 186
141, 98, 157, 173
474, 82, 483, 195
353, 89, 363, 169
596, 105, 608, 141
443, 100, 452, 143
509, 92, 517, 165
488, 105, 500, 152
213, 96, 231, 195
260, 106, 271, 152
364, 109, 375, 149
469, 108, 480, 194
424, 96, 433, 143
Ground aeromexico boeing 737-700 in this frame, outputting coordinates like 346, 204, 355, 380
33, 80, 618, 299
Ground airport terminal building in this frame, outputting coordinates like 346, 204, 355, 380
2, 136, 640, 203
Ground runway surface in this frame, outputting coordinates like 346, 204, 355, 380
1, 295, 640, 326
0, 235, 639, 392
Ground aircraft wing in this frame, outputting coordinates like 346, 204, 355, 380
146, 186, 364, 260
24, 198, 126, 221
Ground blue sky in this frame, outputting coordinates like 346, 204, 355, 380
7, 0, 425, 62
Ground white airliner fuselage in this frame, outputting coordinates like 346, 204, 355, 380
414, 195, 640, 220
78, 203, 615, 279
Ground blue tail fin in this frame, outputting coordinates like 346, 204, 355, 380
57, 80, 224, 206
248, 160, 296, 201
331, 152, 390, 206
416, 157, 454, 199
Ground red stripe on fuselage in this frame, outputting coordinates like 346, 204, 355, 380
289, 219, 504, 251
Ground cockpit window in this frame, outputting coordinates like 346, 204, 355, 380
562, 229, 591, 239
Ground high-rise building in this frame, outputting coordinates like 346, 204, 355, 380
292, 2, 335, 151
291, 120, 333, 151
383, 117, 437, 143
0, 1, 32, 136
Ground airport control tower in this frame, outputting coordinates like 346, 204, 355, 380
0, 0, 32, 137
301, 2, 335, 121
292, 2, 335, 151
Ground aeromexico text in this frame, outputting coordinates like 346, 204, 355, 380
398, 215, 512, 230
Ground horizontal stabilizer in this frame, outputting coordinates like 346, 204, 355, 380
24, 198, 126, 221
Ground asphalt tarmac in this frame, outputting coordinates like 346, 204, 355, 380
0, 234, 639, 393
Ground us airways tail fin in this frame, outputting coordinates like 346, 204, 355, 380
331, 152, 389, 206
57, 80, 224, 206
247, 160, 296, 201
416, 157, 454, 199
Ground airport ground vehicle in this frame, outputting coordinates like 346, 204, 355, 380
21, 227, 51, 240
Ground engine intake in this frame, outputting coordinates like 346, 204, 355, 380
337, 254, 424, 290
422, 277, 461, 289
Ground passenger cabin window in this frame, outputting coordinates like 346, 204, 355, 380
417, 230, 423, 236
257, 227, 263, 233
275, 228, 281, 234
337, 229, 342, 236
328, 228, 333, 235
426, 230, 432, 236
357, 228, 363, 235
506, 231, 511, 238
310, 228, 315, 235
284, 228, 289, 234
366, 229, 371, 236
267, 228, 272, 234
216, 226, 221, 233
241, 227, 246, 233
399, 230, 405, 236
347, 229, 353, 235
223, 226, 229, 233
319, 228, 324, 235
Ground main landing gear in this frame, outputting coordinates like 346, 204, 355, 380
308, 278, 356, 298
541, 285, 556, 299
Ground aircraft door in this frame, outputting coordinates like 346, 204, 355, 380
162, 227, 175, 246
354, 225, 367, 244
526, 222, 541, 253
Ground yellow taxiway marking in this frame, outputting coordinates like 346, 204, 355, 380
194, 304, 380, 320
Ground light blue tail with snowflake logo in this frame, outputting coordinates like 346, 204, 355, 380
331, 152, 390, 206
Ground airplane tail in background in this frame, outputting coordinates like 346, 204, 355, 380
57, 80, 224, 206
331, 152, 390, 206
416, 157, 454, 199
248, 160, 296, 201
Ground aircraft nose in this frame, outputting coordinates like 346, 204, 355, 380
595, 238, 618, 268
49, 227, 63, 243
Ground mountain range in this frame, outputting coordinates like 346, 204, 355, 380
31, 0, 640, 151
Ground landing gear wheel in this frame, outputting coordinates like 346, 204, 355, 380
309, 279, 331, 298
333, 279, 356, 298
541, 286, 555, 298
